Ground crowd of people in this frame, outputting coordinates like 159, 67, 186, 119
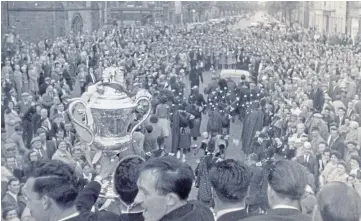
1, 10, 361, 221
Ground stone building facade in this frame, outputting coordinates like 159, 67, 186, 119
1, 1, 174, 43
346, 1, 361, 40
309, 1, 348, 34
1, 1, 102, 42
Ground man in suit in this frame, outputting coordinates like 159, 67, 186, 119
81, 67, 97, 94
328, 80, 342, 100
327, 124, 346, 159
297, 142, 318, 176
1, 178, 25, 215
209, 159, 251, 221
39, 77, 51, 96
241, 160, 311, 221
311, 80, 325, 113
335, 107, 346, 128
310, 126, 326, 155
62, 63, 73, 91
313, 182, 361, 221
36, 128, 56, 159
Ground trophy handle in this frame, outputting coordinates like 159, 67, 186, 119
68, 98, 94, 146
130, 96, 152, 145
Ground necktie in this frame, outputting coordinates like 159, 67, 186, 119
37, 149, 43, 158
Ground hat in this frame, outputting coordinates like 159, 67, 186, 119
347, 141, 358, 146
21, 92, 30, 97
31, 137, 42, 145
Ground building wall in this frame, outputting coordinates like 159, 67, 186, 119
2, 1, 103, 43
309, 1, 347, 34
348, 2, 361, 40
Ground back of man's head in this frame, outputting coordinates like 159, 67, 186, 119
114, 155, 145, 205
267, 160, 307, 201
25, 160, 86, 208
209, 159, 252, 203
314, 182, 361, 221
140, 156, 194, 200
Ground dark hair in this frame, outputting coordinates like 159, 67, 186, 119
317, 182, 361, 221
330, 150, 342, 160
140, 156, 194, 200
337, 161, 349, 173
14, 125, 23, 132
209, 159, 251, 203
114, 156, 145, 205
145, 125, 153, 133
323, 148, 331, 155
350, 156, 361, 166
267, 160, 307, 200
311, 126, 320, 132
8, 177, 19, 187
27, 160, 86, 208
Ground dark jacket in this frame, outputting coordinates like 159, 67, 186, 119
240, 208, 311, 221
296, 154, 318, 176
328, 136, 346, 159
218, 209, 248, 221
159, 200, 214, 221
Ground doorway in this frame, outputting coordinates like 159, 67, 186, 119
71, 14, 83, 34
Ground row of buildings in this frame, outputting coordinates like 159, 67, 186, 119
294, 1, 361, 40
1, 1, 235, 43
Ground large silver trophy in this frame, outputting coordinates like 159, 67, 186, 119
68, 67, 151, 197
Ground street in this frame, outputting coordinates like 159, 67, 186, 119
186, 14, 263, 200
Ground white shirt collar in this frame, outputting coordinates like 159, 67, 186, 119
216, 207, 245, 220
58, 212, 80, 221
272, 205, 299, 210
